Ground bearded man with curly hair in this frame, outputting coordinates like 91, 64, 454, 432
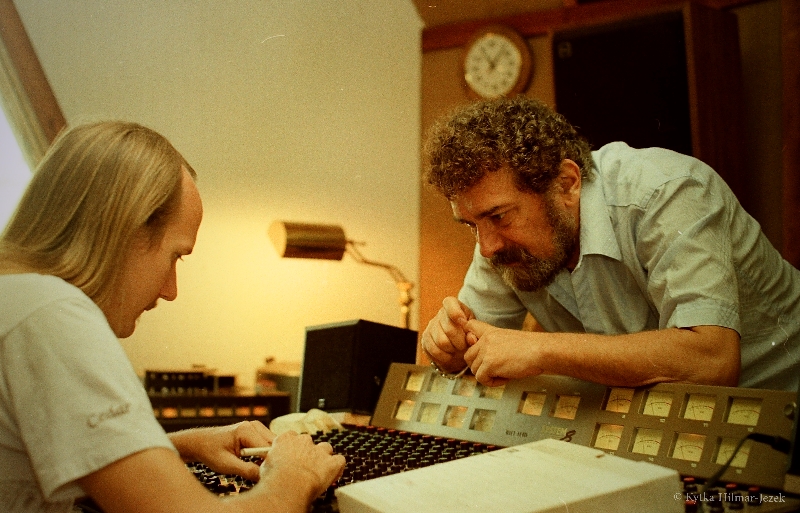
420, 96, 800, 392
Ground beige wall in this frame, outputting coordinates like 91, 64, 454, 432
14, 0, 423, 388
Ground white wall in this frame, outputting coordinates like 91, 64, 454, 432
15, 0, 423, 388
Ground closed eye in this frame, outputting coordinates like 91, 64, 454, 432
489, 210, 514, 227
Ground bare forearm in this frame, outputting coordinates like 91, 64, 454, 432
462, 320, 740, 388
236, 470, 318, 513
532, 326, 740, 387
168, 428, 205, 462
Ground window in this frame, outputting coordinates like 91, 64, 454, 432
0, 105, 30, 230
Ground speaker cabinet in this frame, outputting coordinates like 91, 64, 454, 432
299, 319, 418, 415
552, 3, 745, 203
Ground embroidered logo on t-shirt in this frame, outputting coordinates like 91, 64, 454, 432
87, 402, 131, 428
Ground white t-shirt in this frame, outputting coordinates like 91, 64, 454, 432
0, 274, 174, 512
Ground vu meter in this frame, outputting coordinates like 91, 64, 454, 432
643, 391, 674, 417
594, 423, 624, 450
672, 433, 706, 462
716, 437, 752, 468
632, 428, 664, 456
553, 395, 581, 420
683, 394, 716, 421
726, 397, 762, 426
605, 388, 634, 413
519, 392, 547, 416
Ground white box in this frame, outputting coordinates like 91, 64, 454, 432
335, 438, 683, 513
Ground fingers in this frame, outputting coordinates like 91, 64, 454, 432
442, 297, 474, 327
236, 420, 276, 450
463, 324, 502, 387
265, 431, 346, 494
324, 453, 347, 484
232, 460, 262, 483
316, 441, 334, 455
249, 420, 276, 444
422, 298, 474, 359
463, 318, 489, 340
217, 421, 276, 482
466, 346, 506, 387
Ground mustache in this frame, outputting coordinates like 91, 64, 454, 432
490, 245, 532, 267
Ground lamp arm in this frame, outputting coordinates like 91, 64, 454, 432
345, 241, 409, 284
346, 241, 414, 329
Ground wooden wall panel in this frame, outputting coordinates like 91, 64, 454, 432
783, 0, 800, 267
0, 0, 65, 143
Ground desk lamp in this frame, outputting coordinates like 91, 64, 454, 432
268, 221, 414, 329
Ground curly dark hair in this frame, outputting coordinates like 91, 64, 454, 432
423, 96, 594, 199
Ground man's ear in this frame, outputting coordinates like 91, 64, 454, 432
557, 159, 581, 206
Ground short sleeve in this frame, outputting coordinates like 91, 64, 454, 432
634, 168, 740, 332
1, 295, 174, 501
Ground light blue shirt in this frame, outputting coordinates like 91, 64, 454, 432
459, 142, 800, 391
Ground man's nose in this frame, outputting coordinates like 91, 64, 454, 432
477, 225, 504, 258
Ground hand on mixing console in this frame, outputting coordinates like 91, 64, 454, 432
259, 431, 346, 502
421, 296, 475, 373
463, 319, 544, 386
169, 420, 276, 482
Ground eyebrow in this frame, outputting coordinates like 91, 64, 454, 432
453, 204, 511, 225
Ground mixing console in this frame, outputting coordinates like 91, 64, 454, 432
184, 424, 498, 512
76, 364, 800, 512
181, 423, 799, 512
371, 364, 798, 491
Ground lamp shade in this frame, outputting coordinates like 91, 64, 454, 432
269, 221, 347, 260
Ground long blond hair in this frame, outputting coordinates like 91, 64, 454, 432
0, 121, 196, 310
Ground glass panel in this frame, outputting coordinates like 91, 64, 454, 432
594, 424, 624, 451
519, 392, 547, 416
671, 433, 706, 462
469, 409, 496, 432
552, 395, 581, 420
604, 388, 634, 413
631, 428, 663, 456
443, 405, 467, 428
418, 402, 441, 424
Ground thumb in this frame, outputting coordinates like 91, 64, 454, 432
235, 461, 261, 483
464, 319, 490, 345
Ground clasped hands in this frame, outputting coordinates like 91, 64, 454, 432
422, 297, 543, 387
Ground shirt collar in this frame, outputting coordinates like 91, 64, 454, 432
576, 169, 622, 266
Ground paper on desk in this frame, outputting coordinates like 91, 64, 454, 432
269, 408, 344, 435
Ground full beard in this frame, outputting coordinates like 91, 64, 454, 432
490, 197, 578, 292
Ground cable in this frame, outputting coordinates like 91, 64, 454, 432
699, 433, 792, 494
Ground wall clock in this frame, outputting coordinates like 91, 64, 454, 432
463, 25, 532, 99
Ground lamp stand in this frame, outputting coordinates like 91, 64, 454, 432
346, 242, 413, 329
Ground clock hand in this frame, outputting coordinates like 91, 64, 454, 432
480, 46, 497, 72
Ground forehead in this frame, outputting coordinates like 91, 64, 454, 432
166, 169, 203, 248
450, 169, 524, 220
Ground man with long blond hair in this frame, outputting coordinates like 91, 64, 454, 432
0, 121, 344, 513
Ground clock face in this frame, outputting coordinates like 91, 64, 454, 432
464, 28, 531, 99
